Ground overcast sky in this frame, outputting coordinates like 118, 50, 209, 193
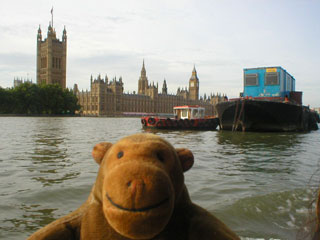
0, 0, 319, 107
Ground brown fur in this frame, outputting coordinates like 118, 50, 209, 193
312, 190, 320, 240
28, 133, 239, 240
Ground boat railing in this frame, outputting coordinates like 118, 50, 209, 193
229, 97, 285, 102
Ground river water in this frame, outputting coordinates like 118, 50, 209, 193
0, 117, 319, 240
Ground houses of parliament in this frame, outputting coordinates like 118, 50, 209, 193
35, 19, 226, 117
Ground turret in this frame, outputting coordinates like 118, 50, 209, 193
37, 25, 42, 42
47, 22, 56, 38
73, 83, 79, 95
105, 74, 108, 84
36, 25, 42, 84
138, 59, 149, 95
141, 59, 146, 77
62, 26, 67, 42
162, 79, 167, 95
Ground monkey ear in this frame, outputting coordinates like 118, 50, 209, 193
92, 142, 113, 165
176, 148, 194, 172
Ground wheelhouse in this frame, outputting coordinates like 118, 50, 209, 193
173, 105, 205, 120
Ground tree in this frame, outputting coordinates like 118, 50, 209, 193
0, 87, 14, 113
0, 83, 80, 115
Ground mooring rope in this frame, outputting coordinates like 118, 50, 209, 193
235, 100, 245, 131
232, 100, 240, 131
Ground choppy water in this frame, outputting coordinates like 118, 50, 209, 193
0, 117, 319, 240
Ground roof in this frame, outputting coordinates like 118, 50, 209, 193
173, 105, 204, 109
243, 66, 295, 80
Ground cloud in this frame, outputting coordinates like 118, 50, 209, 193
0, 53, 35, 87
0, 0, 320, 106
0, 53, 35, 67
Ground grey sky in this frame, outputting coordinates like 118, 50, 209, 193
0, 0, 319, 107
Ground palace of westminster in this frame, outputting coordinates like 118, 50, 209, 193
33, 19, 226, 116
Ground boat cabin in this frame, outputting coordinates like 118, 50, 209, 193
173, 105, 205, 120
243, 66, 302, 104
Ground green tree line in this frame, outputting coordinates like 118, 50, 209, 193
0, 83, 80, 115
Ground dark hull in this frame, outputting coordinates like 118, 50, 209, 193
216, 100, 318, 132
141, 117, 219, 131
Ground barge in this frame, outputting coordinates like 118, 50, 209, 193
216, 67, 319, 132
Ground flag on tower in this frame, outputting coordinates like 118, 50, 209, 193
50, 7, 53, 28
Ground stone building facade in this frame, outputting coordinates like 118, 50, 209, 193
36, 23, 67, 88
13, 77, 33, 87
75, 61, 226, 116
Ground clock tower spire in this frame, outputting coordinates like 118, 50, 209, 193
189, 65, 199, 100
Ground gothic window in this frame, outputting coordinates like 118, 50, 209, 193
41, 57, 47, 68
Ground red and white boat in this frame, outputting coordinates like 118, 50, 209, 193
141, 105, 219, 130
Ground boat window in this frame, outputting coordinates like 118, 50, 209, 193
192, 109, 198, 118
244, 74, 258, 86
181, 109, 188, 119
199, 109, 204, 118
265, 72, 279, 85
174, 109, 178, 118
286, 75, 292, 91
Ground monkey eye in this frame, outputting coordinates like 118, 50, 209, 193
117, 151, 124, 159
156, 152, 165, 162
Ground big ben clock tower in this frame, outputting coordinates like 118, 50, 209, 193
189, 65, 199, 100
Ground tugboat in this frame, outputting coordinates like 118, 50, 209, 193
216, 66, 319, 132
141, 105, 219, 130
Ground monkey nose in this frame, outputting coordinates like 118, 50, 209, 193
127, 179, 145, 196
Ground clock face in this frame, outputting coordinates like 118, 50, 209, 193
191, 82, 194, 87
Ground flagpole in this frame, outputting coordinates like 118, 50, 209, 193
51, 7, 53, 28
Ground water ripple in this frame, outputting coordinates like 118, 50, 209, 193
0, 117, 319, 240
